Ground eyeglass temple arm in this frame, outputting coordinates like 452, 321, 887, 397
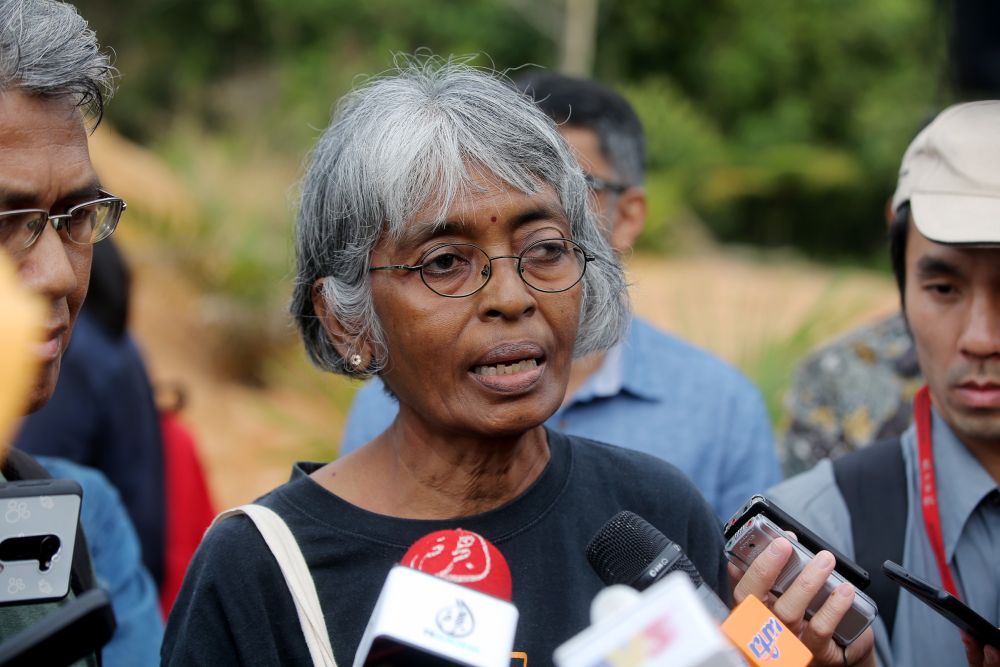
369, 264, 422, 272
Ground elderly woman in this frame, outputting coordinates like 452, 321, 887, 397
162, 60, 725, 664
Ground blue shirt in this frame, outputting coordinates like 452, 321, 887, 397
769, 411, 1000, 667
340, 317, 780, 520
37, 457, 163, 667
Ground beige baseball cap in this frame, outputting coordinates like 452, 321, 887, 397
891, 100, 1000, 245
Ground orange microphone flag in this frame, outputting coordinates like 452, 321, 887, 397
721, 595, 813, 667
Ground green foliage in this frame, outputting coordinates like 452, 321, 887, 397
748, 278, 860, 423
78, 0, 950, 259
77, 0, 554, 147
71, 0, 952, 393
598, 0, 946, 257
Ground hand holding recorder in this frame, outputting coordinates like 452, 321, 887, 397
729, 536, 875, 667
726, 497, 877, 667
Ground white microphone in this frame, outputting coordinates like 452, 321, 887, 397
554, 571, 744, 667
589, 585, 643, 625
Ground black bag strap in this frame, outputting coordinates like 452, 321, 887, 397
832, 437, 908, 639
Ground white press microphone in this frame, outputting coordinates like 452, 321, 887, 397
353, 529, 518, 667
589, 585, 643, 625
555, 572, 744, 667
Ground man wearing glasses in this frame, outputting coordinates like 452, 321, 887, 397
341, 72, 779, 521
0, 1, 161, 664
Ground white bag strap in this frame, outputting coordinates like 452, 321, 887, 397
212, 504, 337, 667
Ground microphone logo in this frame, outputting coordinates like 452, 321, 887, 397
406, 531, 493, 585
435, 599, 475, 638
647, 556, 670, 579
748, 617, 783, 661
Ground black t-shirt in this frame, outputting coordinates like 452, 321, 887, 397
162, 430, 727, 666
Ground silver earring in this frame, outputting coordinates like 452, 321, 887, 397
349, 354, 363, 369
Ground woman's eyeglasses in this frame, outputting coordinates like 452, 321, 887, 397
0, 190, 126, 252
370, 237, 594, 298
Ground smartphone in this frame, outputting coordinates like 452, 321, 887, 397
0, 480, 82, 605
724, 494, 870, 590
882, 560, 999, 648
726, 514, 878, 647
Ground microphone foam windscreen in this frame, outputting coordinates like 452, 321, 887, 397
586, 510, 673, 586
402, 529, 512, 601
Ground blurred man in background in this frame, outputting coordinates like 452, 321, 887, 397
0, 0, 162, 663
340, 72, 780, 520
770, 101, 1000, 666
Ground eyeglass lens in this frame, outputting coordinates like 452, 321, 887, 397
0, 199, 123, 251
419, 239, 587, 297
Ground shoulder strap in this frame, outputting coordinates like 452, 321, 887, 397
832, 437, 907, 639
212, 505, 337, 667
2, 451, 96, 595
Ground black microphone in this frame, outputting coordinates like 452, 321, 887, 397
586, 510, 729, 621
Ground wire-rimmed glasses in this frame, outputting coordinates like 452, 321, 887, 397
370, 237, 595, 298
0, 190, 126, 251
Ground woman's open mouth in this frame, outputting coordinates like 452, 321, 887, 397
469, 343, 546, 394
473, 358, 538, 376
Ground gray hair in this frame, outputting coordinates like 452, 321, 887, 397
0, 0, 116, 121
291, 56, 630, 378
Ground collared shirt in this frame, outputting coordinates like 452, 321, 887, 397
339, 316, 780, 520
769, 410, 1000, 667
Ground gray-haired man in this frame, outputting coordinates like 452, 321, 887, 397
0, 1, 161, 664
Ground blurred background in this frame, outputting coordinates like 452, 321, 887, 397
70, 0, 995, 506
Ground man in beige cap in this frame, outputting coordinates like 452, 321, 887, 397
768, 101, 1000, 667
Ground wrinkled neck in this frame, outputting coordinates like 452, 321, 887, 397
373, 419, 551, 519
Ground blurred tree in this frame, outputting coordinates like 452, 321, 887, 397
560, 0, 598, 75
75, 0, 949, 259
77, 0, 554, 145
597, 0, 947, 257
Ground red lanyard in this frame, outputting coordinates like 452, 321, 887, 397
914, 385, 961, 598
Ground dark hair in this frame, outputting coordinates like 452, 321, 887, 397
888, 202, 910, 307
513, 72, 645, 186
83, 238, 131, 338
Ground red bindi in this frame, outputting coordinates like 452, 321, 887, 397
490, 216, 497, 222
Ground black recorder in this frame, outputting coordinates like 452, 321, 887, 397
724, 495, 871, 590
